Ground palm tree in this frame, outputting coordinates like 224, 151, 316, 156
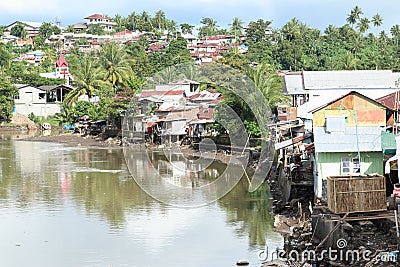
113, 14, 126, 32
199, 17, 219, 37
180, 23, 194, 34
372, 13, 383, 34
154, 10, 166, 32
390, 24, 400, 47
229, 17, 244, 40
65, 57, 103, 105
247, 63, 289, 109
379, 30, 388, 42
281, 18, 301, 41
127, 11, 137, 31
342, 51, 361, 70
347, 6, 363, 28
98, 42, 132, 92
357, 17, 370, 34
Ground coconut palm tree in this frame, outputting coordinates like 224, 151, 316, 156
64, 57, 103, 105
342, 51, 361, 70
372, 13, 383, 35
346, 6, 363, 28
180, 23, 194, 34
166, 20, 179, 39
98, 42, 132, 92
379, 30, 388, 42
357, 17, 370, 34
154, 10, 166, 32
281, 18, 301, 41
247, 63, 289, 109
391, 24, 400, 48
229, 17, 244, 40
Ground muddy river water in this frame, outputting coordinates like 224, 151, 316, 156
0, 137, 282, 267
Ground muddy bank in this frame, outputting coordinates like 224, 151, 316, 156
17, 132, 122, 147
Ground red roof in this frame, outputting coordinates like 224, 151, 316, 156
140, 89, 184, 98
84, 14, 112, 20
375, 91, 400, 110
114, 30, 133, 37
56, 54, 68, 68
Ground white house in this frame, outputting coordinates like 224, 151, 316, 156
84, 14, 116, 32
13, 84, 72, 118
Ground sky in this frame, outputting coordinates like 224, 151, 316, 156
0, 0, 398, 33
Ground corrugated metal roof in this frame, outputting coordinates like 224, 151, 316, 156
303, 70, 400, 89
310, 91, 389, 113
314, 126, 383, 152
375, 91, 400, 110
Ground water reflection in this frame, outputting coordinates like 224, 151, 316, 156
0, 139, 282, 266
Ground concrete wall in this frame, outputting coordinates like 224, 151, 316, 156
14, 103, 62, 118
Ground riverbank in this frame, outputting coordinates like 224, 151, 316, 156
18, 132, 122, 147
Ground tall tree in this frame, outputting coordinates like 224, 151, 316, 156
281, 18, 301, 41
346, 6, 363, 28
86, 24, 105, 35
0, 77, 17, 121
98, 42, 132, 91
10, 23, 27, 39
391, 24, 400, 47
180, 23, 194, 34
39, 22, 61, 38
372, 13, 383, 34
246, 63, 288, 109
198, 17, 219, 37
154, 10, 166, 32
65, 57, 103, 105
166, 20, 178, 39
357, 17, 370, 34
229, 17, 244, 39
113, 14, 127, 32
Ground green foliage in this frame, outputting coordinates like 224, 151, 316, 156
0, 77, 18, 121
39, 22, 61, 38
28, 112, 40, 123
10, 23, 26, 38
0, 44, 11, 69
198, 17, 219, 37
244, 120, 261, 137
86, 24, 105, 35
99, 42, 132, 90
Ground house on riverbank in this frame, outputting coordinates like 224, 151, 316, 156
311, 91, 391, 200
13, 84, 72, 118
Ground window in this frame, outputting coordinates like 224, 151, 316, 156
326, 116, 346, 132
13, 95, 19, 100
341, 157, 360, 174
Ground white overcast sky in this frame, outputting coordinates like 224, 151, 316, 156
0, 0, 398, 33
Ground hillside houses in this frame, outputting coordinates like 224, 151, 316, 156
1, 14, 247, 64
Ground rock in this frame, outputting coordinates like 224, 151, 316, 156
342, 222, 354, 231
236, 260, 249, 266
262, 259, 289, 267
358, 221, 374, 227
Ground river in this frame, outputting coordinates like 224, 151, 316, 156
0, 136, 282, 267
